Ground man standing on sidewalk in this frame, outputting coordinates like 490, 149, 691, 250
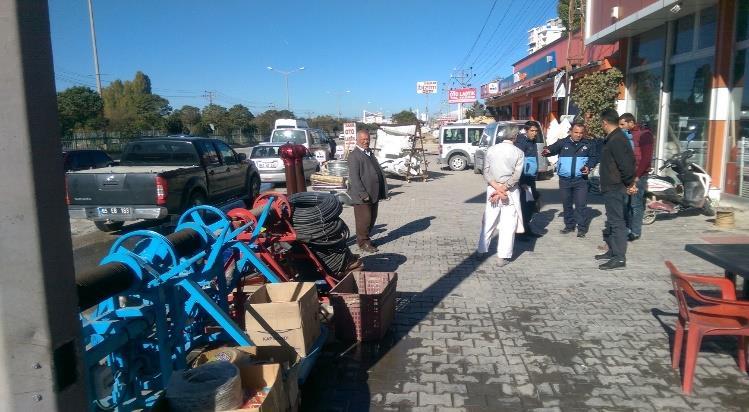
596, 109, 636, 270
348, 129, 387, 253
477, 126, 525, 267
541, 123, 598, 237
619, 113, 654, 241
515, 121, 542, 237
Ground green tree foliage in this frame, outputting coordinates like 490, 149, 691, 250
308, 115, 341, 134
391, 110, 418, 125
101, 71, 170, 136
177, 105, 202, 135
252, 109, 296, 137
201, 104, 229, 135
558, 0, 583, 32
570, 67, 624, 137
465, 101, 488, 119
57, 86, 106, 135
226, 104, 255, 135
165, 110, 185, 134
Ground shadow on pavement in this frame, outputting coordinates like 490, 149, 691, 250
373, 216, 435, 247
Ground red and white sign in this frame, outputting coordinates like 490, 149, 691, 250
416, 81, 439, 94
448, 88, 477, 104
480, 82, 499, 99
343, 122, 357, 152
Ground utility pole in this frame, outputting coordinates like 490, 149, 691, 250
86, 0, 103, 94
202, 90, 215, 105
450, 68, 476, 121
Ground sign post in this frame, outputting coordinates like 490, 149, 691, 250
342, 122, 357, 159
448, 88, 477, 121
417, 81, 438, 124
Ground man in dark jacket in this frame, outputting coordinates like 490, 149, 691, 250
514, 121, 542, 237
348, 129, 387, 253
596, 109, 636, 270
619, 113, 654, 241
542, 123, 598, 237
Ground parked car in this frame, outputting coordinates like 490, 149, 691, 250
67, 137, 260, 232
250, 143, 319, 184
63, 149, 114, 171
437, 124, 485, 171
473, 120, 553, 180
269, 127, 332, 163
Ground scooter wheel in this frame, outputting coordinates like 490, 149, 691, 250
702, 199, 716, 216
643, 210, 657, 225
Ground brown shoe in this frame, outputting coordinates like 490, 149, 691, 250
358, 243, 378, 253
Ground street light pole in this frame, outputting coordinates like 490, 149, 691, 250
328, 90, 350, 119
86, 0, 103, 94
267, 66, 304, 110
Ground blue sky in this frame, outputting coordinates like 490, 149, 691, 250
49, 0, 559, 118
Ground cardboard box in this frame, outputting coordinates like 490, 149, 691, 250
236, 346, 301, 412
226, 363, 285, 412
244, 282, 320, 357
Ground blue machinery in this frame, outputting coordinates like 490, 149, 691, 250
77, 198, 319, 410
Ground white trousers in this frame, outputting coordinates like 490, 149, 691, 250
477, 186, 522, 259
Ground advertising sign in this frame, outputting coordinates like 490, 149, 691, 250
480, 82, 499, 99
448, 88, 477, 104
416, 81, 439, 94
343, 122, 357, 153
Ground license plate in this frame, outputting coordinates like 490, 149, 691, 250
98, 207, 131, 216
257, 161, 277, 169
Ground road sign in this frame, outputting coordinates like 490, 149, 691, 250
343, 122, 357, 154
448, 88, 477, 104
416, 81, 438, 94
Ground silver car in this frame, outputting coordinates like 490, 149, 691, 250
250, 143, 319, 184
473, 120, 553, 180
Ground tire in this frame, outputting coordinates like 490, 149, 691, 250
246, 174, 261, 203
702, 198, 716, 216
473, 158, 482, 174
186, 190, 206, 211
643, 210, 657, 225
94, 220, 124, 232
448, 154, 468, 171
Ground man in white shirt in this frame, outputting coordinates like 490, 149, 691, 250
477, 126, 525, 266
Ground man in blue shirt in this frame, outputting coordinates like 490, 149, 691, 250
514, 121, 542, 237
542, 123, 599, 237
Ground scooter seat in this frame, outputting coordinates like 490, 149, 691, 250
648, 200, 675, 212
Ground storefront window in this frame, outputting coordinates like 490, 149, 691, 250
630, 26, 666, 67
674, 14, 695, 55
667, 58, 713, 166
697, 6, 717, 49
738, 0, 749, 42
630, 68, 662, 133
725, 49, 749, 197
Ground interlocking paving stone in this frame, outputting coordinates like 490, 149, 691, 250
300, 151, 749, 411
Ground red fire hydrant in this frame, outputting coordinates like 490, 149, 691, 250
292, 145, 308, 193
279, 143, 298, 195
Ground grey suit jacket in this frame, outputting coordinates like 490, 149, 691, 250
347, 147, 387, 205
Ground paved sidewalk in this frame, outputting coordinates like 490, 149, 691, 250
302, 159, 749, 411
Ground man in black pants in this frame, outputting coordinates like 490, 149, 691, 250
515, 121, 542, 237
348, 130, 387, 253
596, 109, 636, 270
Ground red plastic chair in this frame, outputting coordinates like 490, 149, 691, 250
666, 261, 749, 394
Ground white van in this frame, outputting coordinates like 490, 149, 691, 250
269, 127, 332, 163
274, 118, 309, 129
438, 124, 486, 171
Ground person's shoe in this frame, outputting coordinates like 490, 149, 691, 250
628, 233, 640, 242
560, 227, 575, 234
496, 258, 510, 267
358, 243, 378, 253
595, 252, 612, 260
577, 231, 587, 238
525, 230, 543, 238
599, 258, 626, 270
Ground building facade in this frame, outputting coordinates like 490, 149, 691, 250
586, 0, 749, 200
528, 18, 567, 54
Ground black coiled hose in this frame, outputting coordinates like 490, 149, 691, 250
289, 192, 351, 276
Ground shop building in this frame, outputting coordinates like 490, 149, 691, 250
586, 0, 749, 200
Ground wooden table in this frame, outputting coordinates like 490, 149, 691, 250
685, 243, 749, 297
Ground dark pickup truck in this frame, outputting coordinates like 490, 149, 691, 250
67, 137, 261, 232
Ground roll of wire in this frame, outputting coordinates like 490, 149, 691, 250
166, 361, 243, 412
289, 192, 352, 276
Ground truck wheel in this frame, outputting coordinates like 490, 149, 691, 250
449, 154, 468, 171
94, 220, 124, 232
185, 191, 206, 212
248, 175, 261, 201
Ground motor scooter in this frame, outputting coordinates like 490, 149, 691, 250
643, 145, 715, 225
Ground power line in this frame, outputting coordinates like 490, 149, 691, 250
468, 0, 517, 69
455, 0, 498, 69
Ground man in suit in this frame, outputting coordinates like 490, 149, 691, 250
596, 109, 636, 270
348, 130, 387, 253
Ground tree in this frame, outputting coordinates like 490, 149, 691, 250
391, 110, 418, 125
201, 104, 229, 135
308, 115, 341, 134
226, 104, 255, 135
57, 86, 106, 135
558, 0, 583, 32
465, 101, 488, 119
252, 109, 296, 137
177, 105, 202, 135
164, 111, 185, 134
101, 71, 170, 136
570, 67, 624, 137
